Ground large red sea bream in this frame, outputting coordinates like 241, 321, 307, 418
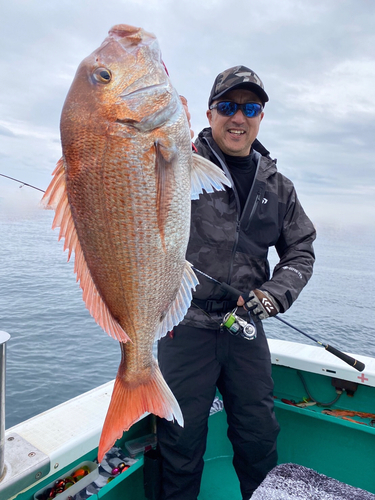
42, 24, 230, 461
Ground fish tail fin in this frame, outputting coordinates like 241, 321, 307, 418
190, 153, 231, 200
98, 360, 183, 463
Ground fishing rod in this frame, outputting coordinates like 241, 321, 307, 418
192, 267, 365, 372
273, 315, 365, 372
0, 173, 45, 193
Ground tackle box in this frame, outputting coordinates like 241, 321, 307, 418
34, 460, 98, 500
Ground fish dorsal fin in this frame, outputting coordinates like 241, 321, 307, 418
154, 261, 198, 341
41, 158, 131, 343
190, 153, 231, 200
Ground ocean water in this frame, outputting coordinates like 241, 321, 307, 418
1, 209, 374, 430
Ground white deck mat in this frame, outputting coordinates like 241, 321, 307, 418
252, 463, 375, 500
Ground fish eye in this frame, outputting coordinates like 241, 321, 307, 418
93, 67, 112, 84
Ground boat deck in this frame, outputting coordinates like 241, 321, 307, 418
2, 339, 375, 499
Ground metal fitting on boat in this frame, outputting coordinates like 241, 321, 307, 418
0, 331, 11, 481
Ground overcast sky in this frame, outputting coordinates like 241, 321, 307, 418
1, 0, 374, 230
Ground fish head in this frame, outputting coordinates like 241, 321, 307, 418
61, 24, 180, 138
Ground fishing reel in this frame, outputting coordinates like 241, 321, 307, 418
221, 307, 257, 341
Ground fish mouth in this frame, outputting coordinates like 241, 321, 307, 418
116, 81, 175, 130
120, 81, 169, 99
115, 88, 179, 131
115, 100, 176, 129
113, 70, 178, 131
115, 118, 140, 127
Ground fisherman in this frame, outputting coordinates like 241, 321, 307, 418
157, 65, 316, 499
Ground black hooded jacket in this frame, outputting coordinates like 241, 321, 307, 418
182, 128, 316, 329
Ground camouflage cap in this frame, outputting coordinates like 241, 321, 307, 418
208, 65, 269, 107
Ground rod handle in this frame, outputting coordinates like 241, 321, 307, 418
219, 282, 242, 300
325, 344, 365, 372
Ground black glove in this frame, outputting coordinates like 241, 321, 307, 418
244, 289, 279, 319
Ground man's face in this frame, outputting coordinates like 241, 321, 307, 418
207, 89, 264, 156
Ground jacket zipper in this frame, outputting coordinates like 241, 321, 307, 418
203, 138, 263, 286
227, 152, 262, 283
226, 190, 261, 284
246, 189, 262, 226
239, 151, 261, 227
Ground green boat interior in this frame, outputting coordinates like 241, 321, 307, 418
2, 339, 374, 500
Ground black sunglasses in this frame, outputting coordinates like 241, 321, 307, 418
209, 101, 263, 118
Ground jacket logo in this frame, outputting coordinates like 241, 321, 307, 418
262, 198, 268, 204
282, 266, 303, 279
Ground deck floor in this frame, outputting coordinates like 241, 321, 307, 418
199, 456, 241, 499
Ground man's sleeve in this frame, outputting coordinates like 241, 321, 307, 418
260, 186, 316, 313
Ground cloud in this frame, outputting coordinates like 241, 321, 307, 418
0, 125, 15, 137
1, 0, 374, 227
287, 59, 375, 117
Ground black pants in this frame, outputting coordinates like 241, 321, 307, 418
157, 323, 280, 500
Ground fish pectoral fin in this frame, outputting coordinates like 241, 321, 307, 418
154, 261, 199, 341
41, 157, 131, 343
98, 360, 183, 463
155, 142, 177, 251
191, 153, 231, 200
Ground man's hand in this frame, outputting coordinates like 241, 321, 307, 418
180, 95, 194, 139
243, 289, 280, 320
